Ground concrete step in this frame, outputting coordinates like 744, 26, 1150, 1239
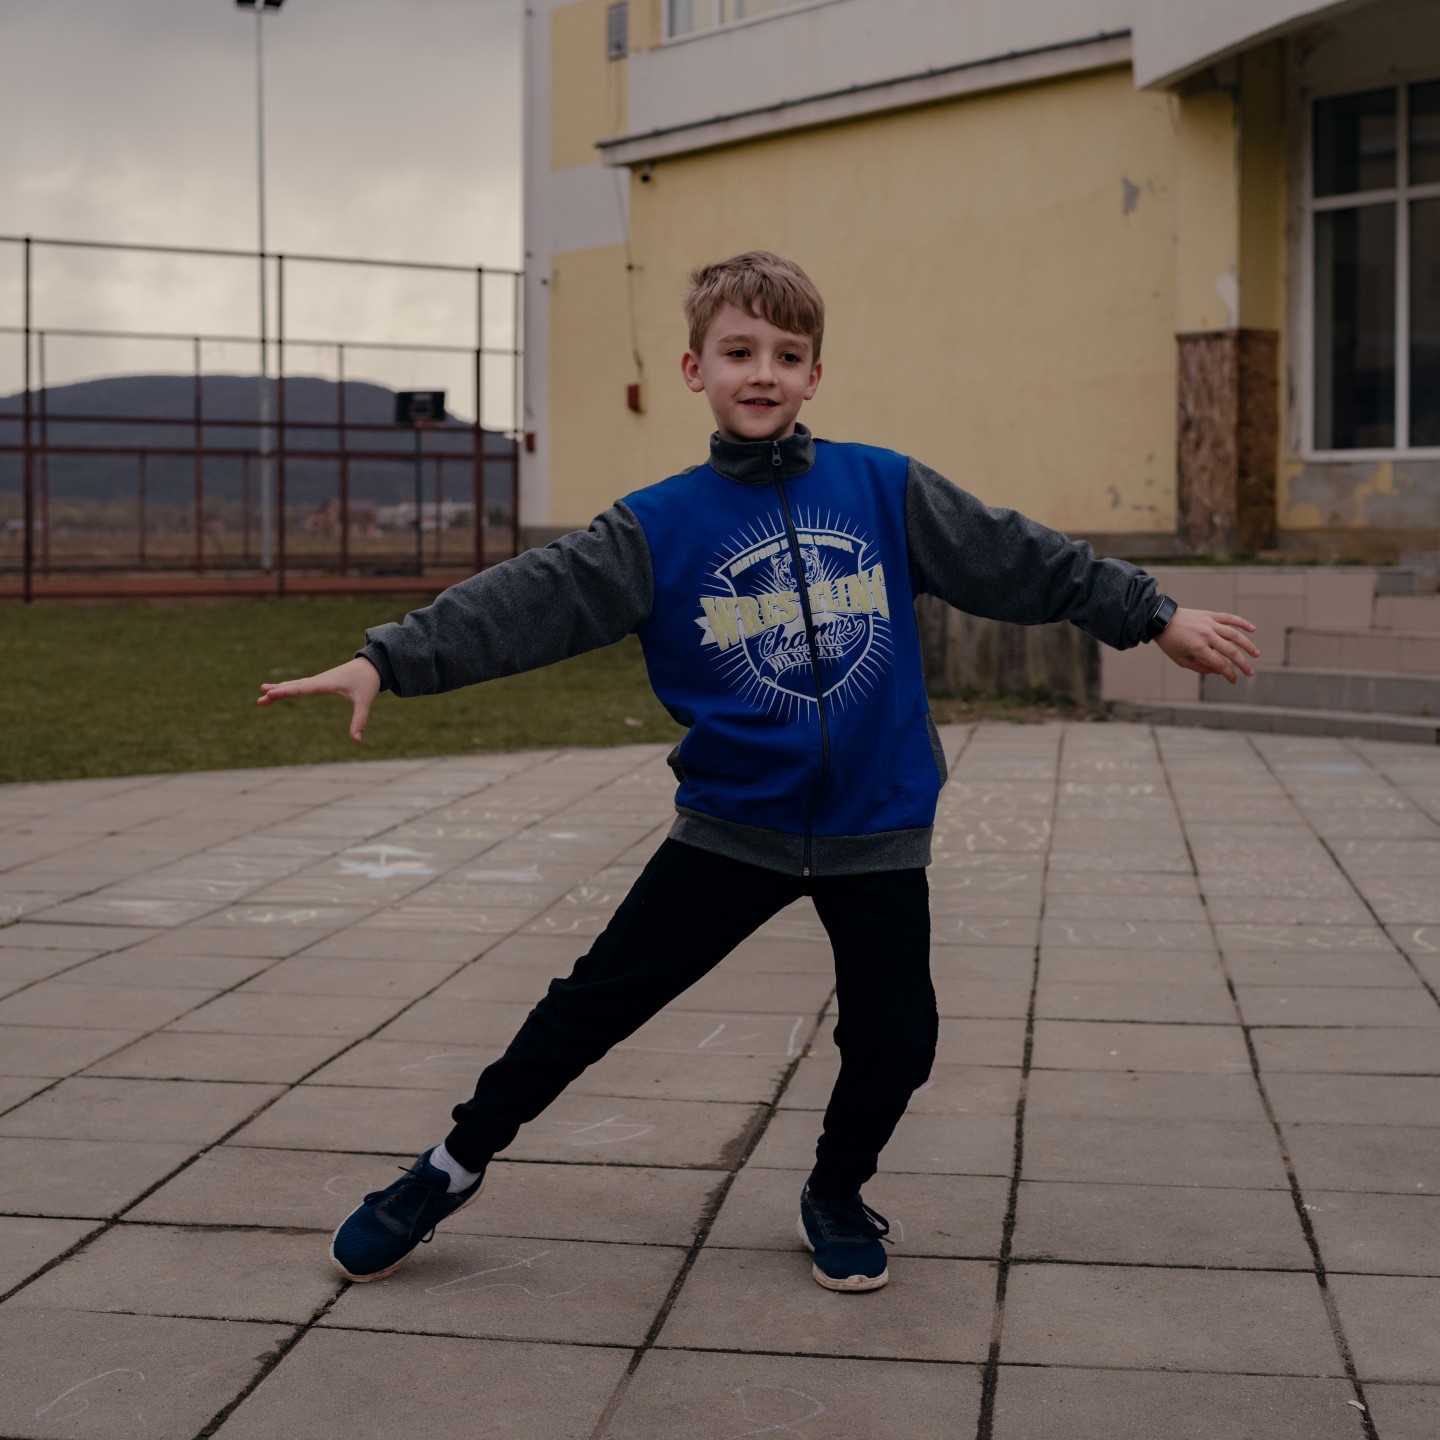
1111, 700, 1440, 744
1201, 667, 1440, 716
1374, 594, 1440, 631
1286, 628, 1440, 673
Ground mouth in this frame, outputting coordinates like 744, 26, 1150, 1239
740, 398, 778, 408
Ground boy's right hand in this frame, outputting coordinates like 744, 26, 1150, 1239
256, 656, 381, 743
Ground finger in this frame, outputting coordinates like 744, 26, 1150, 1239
258, 676, 334, 703
1214, 613, 1257, 632
1207, 647, 1238, 683
1214, 624, 1262, 658
349, 693, 372, 743
1217, 641, 1255, 677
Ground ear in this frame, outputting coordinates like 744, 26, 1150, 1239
680, 349, 706, 394
803, 358, 822, 401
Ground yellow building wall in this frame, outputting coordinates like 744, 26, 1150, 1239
550, 0, 627, 171
547, 65, 1179, 534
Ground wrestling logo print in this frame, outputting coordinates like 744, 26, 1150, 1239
695, 509, 893, 718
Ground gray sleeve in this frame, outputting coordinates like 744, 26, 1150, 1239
356, 501, 654, 696
905, 458, 1158, 651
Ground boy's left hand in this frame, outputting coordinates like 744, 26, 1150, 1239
1155, 608, 1260, 683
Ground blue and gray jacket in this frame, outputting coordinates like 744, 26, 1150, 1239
358, 425, 1158, 876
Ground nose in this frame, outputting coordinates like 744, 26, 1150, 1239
749, 352, 776, 385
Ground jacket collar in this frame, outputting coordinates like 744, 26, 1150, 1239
708, 423, 815, 486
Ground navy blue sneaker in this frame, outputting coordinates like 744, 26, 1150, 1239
329, 1148, 484, 1282
797, 1182, 891, 1291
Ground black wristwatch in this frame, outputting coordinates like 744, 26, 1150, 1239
1145, 594, 1178, 642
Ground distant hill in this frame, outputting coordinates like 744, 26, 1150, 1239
0, 375, 515, 511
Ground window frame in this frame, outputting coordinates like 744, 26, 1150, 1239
1301, 73, 1440, 460
662, 0, 844, 46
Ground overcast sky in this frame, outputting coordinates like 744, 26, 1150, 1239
2, 0, 522, 266
0, 1, 524, 416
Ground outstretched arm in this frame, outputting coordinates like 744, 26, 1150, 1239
255, 502, 653, 740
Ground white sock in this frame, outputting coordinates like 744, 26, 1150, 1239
429, 1142, 482, 1194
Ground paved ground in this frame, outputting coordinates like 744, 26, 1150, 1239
0, 722, 1437, 1440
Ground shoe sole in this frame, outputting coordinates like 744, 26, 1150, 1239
329, 1179, 484, 1283
796, 1213, 889, 1292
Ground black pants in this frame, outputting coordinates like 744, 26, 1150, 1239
445, 838, 937, 1196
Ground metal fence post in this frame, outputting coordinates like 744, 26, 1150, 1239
21, 237, 33, 603
473, 266, 484, 572
138, 453, 147, 566
511, 270, 522, 560
193, 336, 204, 574
38, 330, 49, 576
276, 253, 286, 598
337, 343, 349, 576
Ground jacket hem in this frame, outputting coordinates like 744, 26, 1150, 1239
669, 808, 933, 876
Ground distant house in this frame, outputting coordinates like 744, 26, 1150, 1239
523, 0, 1440, 560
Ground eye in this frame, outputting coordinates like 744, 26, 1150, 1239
725, 348, 749, 358
781, 352, 802, 364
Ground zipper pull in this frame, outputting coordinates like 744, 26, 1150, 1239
771, 439, 781, 468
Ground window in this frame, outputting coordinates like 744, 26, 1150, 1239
667, 0, 812, 40
606, 2, 628, 60
1310, 80, 1440, 452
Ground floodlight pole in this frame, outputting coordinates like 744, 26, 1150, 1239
238, 0, 282, 570
255, 4, 271, 571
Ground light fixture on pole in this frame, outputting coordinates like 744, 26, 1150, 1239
235, 0, 285, 572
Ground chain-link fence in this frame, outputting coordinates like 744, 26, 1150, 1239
0, 235, 522, 598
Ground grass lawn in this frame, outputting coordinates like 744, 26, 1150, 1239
2, 597, 687, 785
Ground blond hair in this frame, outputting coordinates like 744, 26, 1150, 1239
684, 251, 825, 360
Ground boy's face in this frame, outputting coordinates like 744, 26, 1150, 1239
681, 302, 822, 445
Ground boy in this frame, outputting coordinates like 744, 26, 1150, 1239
258, 251, 1258, 1292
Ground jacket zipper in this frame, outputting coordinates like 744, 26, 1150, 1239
773, 437, 830, 877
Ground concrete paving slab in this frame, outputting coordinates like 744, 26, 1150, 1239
1036, 948, 1227, 986
1283, 1122, 1440, 1193
127, 925, 329, 958
1308, 1190, 1440, 1275
990, 1367, 1365, 1440
1252, 1026, 1440, 1073
0, 921, 160, 950
0, 1307, 290, 1440
1225, 949, 1423, 986
779, 1058, 1022, 1115
226, 1083, 462, 1154
1330, 1274, 1440, 1381
322, 1232, 685, 1345
0, 1077, 284, 1145
930, 976, 1033, 1017
1030, 1020, 1251, 1073
707, 1165, 1007, 1257
0, 981, 216, 1031
128, 1145, 406, 1232
0, 947, 101, 983
1012, 1180, 1312, 1268
56, 950, 273, 989
1025, 1070, 1267, 1122
1364, 1383, 1440, 1438
0, 1137, 193, 1217
1237, 984, 1440, 1028
1002, 1264, 1343, 1374
1023, 1115, 1289, 1189
83, 1030, 353, 1084
236, 954, 461, 998
12, 1223, 341, 1322
0, 1215, 96, 1293
1035, 980, 1236, 1024
605, 1348, 982, 1439
296, 928, 496, 963
660, 1247, 995, 1360
749, 1107, 1016, 1177
164, 990, 410, 1038
213, 1328, 628, 1440
1266, 1073, 1440, 1126
0, 1073, 55, 1114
